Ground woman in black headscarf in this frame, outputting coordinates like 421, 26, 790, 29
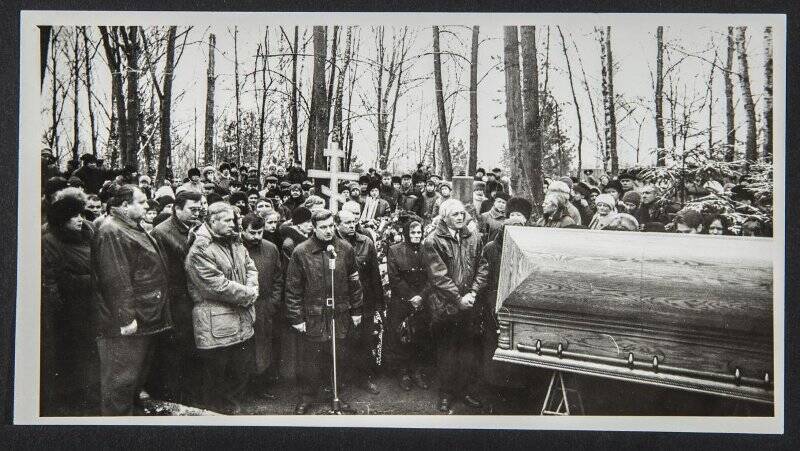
385, 216, 432, 391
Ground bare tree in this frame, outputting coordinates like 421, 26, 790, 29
233, 26, 242, 166
291, 26, 300, 162
468, 25, 479, 176
655, 26, 666, 166
736, 26, 758, 161
605, 26, 618, 175
156, 26, 177, 184
331, 27, 352, 146
706, 50, 717, 157
724, 26, 736, 161
573, 36, 604, 167
99, 26, 128, 166
305, 26, 329, 170
557, 26, 582, 177
71, 30, 80, 165
503, 26, 525, 195
520, 26, 543, 203
81, 27, 98, 157
120, 26, 141, 169
763, 26, 773, 161
432, 26, 453, 179
204, 33, 216, 165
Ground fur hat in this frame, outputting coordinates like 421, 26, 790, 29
603, 179, 624, 194
494, 192, 511, 202
622, 190, 642, 207
45, 176, 69, 197
506, 197, 533, 222
154, 185, 176, 199
391, 175, 401, 184
292, 206, 312, 225
202, 166, 216, 177
187, 167, 202, 178
229, 191, 248, 205
548, 180, 572, 196
595, 193, 616, 210
47, 190, 86, 228
473, 181, 486, 192
156, 195, 175, 209
67, 176, 85, 188
359, 175, 371, 185
573, 182, 591, 197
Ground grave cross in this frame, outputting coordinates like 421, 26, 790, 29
306, 140, 361, 212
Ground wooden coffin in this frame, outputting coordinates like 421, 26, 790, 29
493, 227, 774, 404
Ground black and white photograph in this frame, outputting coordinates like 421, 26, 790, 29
14, 10, 785, 431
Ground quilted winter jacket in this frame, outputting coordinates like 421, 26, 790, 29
185, 223, 259, 349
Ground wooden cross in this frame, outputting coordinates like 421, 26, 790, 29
307, 140, 361, 212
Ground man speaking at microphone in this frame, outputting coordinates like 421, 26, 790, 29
285, 209, 364, 414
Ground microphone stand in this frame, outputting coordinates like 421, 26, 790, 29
326, 247, 342, 415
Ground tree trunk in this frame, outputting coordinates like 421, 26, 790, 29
233, 26, 242, 166
40, 26, 52, 92
432, 26, 452, 179
724, 27, 736, 162
736, 26, 758, 162
707, 50, 716, 157
655, 26, 666, 166
49, 29, 59, 154
332, 27, 351, 145
72, 30, 80, 166
204, 33, 216, 166
520, 26, 543, 205
468, 25, 479, 176
503, 26, 524, 195
763, 26, 773, 161
124, 26, 140, 170
306, 26, 329, 170
291, 26, 300, 163
605, 26, 618, 175
327, 26, 339, 122
81, 27, 98, 157
257, 28, 270, 174
557, 27, 582, 177
573, 37, 603, 168
155, 26, 177, 186
99, 26, 127, 167
599, 28, 610, 170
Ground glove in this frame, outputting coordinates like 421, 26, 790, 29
292, 322, 306, 333
120, 319, 138, 336
352, 315, 362, 327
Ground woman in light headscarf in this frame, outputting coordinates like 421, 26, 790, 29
588, 193, 618, 230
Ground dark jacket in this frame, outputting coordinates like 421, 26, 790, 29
536, 207, 577, 228
286, 166, 307, 184
420, 191, 441, 221
387, 241, 430, 304
636, 200, 677, 229
285, 235, 364, 342
280, 225, 308, 269
42, 220, 98, 338
91, 208, 172, 337
421, 221, 489, 326
72, 165, 121, 195
397, 187, 423, 216
572, 200, 595, 226
480, 208, 506, 242
243, 238, 284, 374
185, 223, 258, 350
282, 194, 305, 214
379, 185, 399, 211
337, 231, 384, 313
150, 214, 194, 339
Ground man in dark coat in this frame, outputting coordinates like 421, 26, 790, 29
635, 184, 677, 231
335, 209, 384, 395
149, 189, 203, 404
379, 170, 399, 211
285, 209, 364, 414
397, 173, 423, 216
42, 188, 100, 415
92, 185, 172, 415
422, 198, 488, 413
72, 153, 123, 195
241, 214, 284, 396
286, 159, 307, 184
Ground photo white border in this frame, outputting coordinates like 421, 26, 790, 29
15, 10, 786, 432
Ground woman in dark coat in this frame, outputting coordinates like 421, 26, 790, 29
41, 188, 100, 415
385, 218, 432, 391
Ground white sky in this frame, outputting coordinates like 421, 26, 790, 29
41, 19, 775, 176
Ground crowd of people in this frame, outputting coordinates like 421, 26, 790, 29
40, 147, 774, 416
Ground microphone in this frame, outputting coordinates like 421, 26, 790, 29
327, 244, 337, 269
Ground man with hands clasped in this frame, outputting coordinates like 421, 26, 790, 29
185, 202, 259, 414
285, 209, 364, 414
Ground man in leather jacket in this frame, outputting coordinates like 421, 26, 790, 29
285, 209, 364, 414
